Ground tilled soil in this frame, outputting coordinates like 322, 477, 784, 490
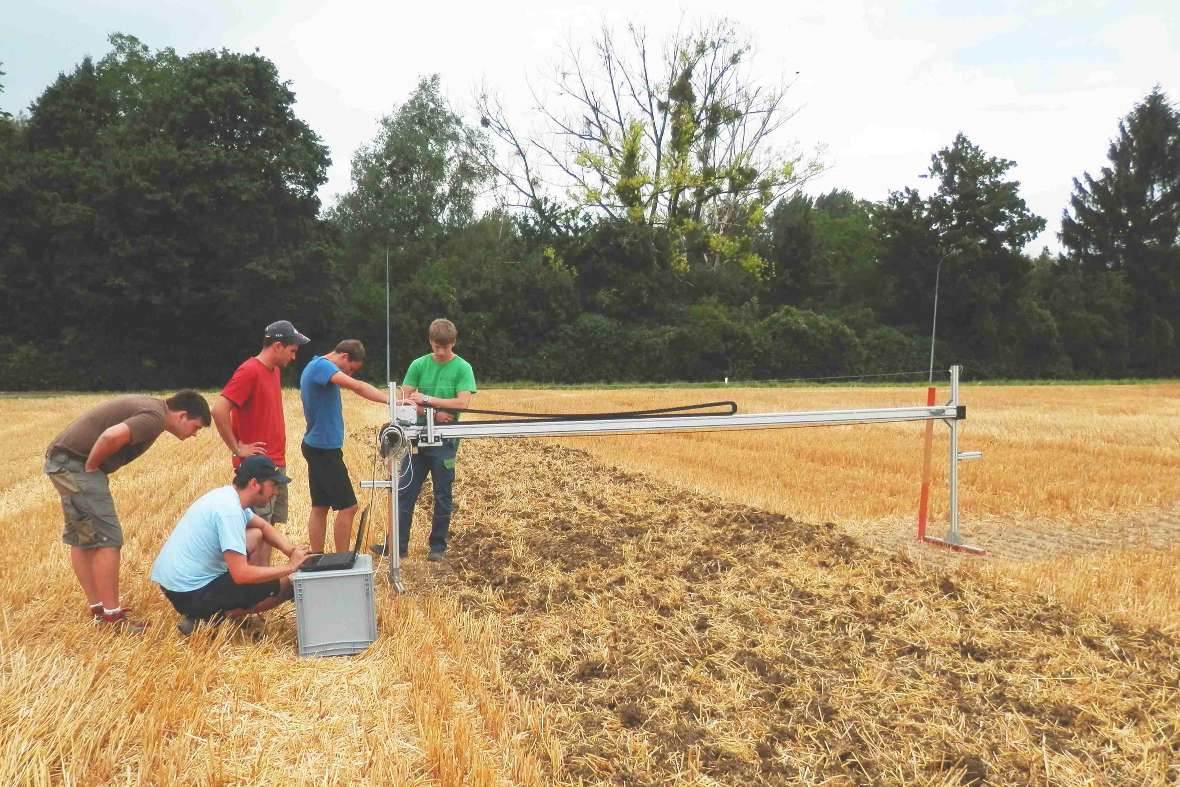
420, 440, 1179, 785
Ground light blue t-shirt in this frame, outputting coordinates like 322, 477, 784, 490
150, 486, 252, 592
300, 355, 345, 449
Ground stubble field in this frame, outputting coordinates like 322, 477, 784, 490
0, 382, 1177, 785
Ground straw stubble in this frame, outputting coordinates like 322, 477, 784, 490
1, 386, 1178, 784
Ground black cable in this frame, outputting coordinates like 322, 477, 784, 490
425, 400, 739, 423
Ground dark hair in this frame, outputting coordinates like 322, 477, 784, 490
232, 474, 251, 490
334, 339, 366, 362
165, 390, 211, 425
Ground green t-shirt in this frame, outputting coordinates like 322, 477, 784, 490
404, 354, 477, 422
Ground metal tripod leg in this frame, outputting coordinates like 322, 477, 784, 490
388, 454, 405, 593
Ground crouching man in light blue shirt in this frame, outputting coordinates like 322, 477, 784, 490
151, 455, 312, 635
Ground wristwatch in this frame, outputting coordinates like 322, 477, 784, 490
423, 394, 432, 405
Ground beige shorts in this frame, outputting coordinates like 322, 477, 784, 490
44, 453, 123, 549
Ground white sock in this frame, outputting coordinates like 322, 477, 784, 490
89, 603, 102, 609
103, 606, 122, 616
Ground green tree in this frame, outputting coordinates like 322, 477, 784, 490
557, 218, 683, 322
438, 213, 580, 381
763, 192, 821, 305
1060, 88, 1180, 374
810, 190, 882, 313
332, 74, 490, 268
762, 189, 881, 312
759, 306, 862, 378
477, 19, 821, 276
1031, 253, 1131, 377
0, 35, 336, 388
876, 134, 1052, 373
330, 75, 493, 372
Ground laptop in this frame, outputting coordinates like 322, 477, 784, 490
299, 508, 369, 572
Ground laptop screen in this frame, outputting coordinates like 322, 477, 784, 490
350, 508, 369, 559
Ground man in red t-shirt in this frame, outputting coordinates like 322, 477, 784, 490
212, 320, 309, 565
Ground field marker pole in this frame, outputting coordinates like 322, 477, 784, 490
916, 385, 936, 541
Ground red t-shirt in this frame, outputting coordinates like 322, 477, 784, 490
221, 357, 285, 468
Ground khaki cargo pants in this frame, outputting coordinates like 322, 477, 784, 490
44, 453, 123, 548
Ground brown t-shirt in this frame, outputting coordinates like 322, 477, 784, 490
47, 396, 168, 474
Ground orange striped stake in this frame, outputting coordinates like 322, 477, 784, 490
916, 385, 936, 540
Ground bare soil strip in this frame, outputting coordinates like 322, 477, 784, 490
422, 440, 1180, 786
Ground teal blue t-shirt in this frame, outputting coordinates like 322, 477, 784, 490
150, 485, 252, 592
300, 355, 345, 449
404, 354, 477, 423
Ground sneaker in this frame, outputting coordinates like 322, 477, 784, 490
427, 548, 445, 562
89, 604, 104, 619
177, 616, 198, 636
100, 608, 148, 632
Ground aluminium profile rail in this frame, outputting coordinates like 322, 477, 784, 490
364, 365, 982, 589
407, 404, 963, 441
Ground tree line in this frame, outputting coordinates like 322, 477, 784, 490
1, 28, 1177, 390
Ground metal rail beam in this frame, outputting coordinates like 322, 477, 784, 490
405, 404, 963, 442
365, 365, 982, 591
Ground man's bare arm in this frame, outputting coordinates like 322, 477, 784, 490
85, 423, 132, 472
212, 395, 265, 457
224, 548, 308, 584
329, 372, 390, 405
409, 390, 474, 409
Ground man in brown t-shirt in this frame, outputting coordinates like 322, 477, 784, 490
44, 390, 211, 629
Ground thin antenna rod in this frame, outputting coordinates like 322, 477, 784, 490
385, 248, 390, 385
928, 256, 941, 384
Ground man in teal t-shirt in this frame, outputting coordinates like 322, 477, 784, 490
299, 339, 389, 553
374, 318, 476, 562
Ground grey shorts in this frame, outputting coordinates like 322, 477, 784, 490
44, 453, 123, 549
247, 467, 289, 523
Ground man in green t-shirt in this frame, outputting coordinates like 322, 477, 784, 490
373, 318, 477, 562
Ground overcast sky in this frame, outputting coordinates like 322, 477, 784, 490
4, 0, 1177, 252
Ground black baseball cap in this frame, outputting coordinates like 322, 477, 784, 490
235, 455, 292, 485
264, 320, 310, 345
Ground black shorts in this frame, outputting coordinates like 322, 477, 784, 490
162, 572, 282, 620
302, 441, 358, 510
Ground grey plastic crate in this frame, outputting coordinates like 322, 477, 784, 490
292, 554, 377, 657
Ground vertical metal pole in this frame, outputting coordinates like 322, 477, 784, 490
916, 384, 936, 541
928, 258, 942, 383
387, 383, 405, 592
947, 364, 961, 545
385, 249, 391, 385
387, 454, 404, 591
